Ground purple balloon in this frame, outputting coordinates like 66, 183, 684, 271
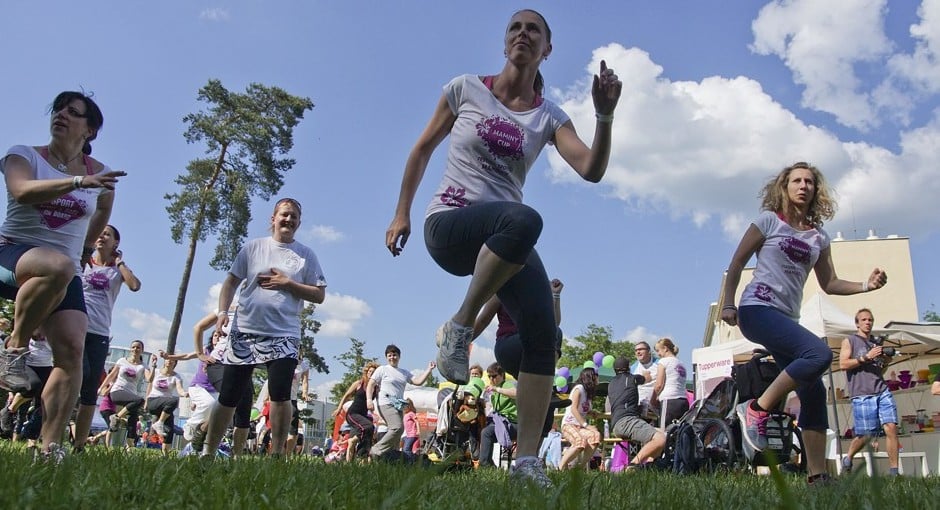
558, 367, 570, 379
593, 351, 604, 365
559, 385, 568, 393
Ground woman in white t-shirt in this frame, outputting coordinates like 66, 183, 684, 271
0, 91, 126, 460
385, 9, 621, 487
720, 162, 888, 486
99, 339, 154, 448
146, 358, 187, 454
651, 338, 688, 429
202, 198, 327, 458
73, 224, 141, 451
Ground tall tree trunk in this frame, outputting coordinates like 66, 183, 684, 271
165, 145, 228, 353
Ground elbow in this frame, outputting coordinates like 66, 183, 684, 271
581, 172, 603, 184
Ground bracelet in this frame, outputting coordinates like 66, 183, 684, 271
595, 112, 614, 123
552, 293, 561, 299
216, 310, 227, 318
861, 280, 870, 292
72, 175, 83, 189
722, 304, 737, 311
857, 356, 866, 364
117, 261, 126, 268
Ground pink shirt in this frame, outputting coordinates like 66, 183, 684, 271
403, 411, 418, 438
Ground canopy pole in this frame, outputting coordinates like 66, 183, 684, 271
827, 362, 843, 459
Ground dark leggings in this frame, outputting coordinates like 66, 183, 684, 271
206, 363, 250, 428
425, 202, 555, 376
219, 358, 297, 408
346, 411, 375, 458
146, 396, 179, 442
110, 393, 144, 440
80, 333, 110, 406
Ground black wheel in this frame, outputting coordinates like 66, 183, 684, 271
780, 426, 807, 474
697, 418, 739, 472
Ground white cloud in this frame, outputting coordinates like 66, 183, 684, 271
202, 282, 223, 314
199, 8, 230, 22
546, 42, 940, 243
886, 0, 940, 95
750, 0, 892, 130
314, 379, 341, 403
469, 341, 497, 369
305, 224, 345, 244
121, 308, 172, 350
314, 292, 372, 338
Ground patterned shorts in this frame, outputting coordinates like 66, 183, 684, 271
223, 328, 299, 365
852, 389, 898, 436
561, 422, 601, 449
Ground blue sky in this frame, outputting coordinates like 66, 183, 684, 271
3, 1, 940, 401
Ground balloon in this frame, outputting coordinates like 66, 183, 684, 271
558, 367, 570, 379
558, 385, 568, 393
602, 354, 615, 368
554, 376, 567, 388
593, 351, 605, 366
583, 360, 595, 369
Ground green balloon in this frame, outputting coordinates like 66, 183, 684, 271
602, 355, 616, 368
554, 375, 567, 388
250, 408, 261, 421
583, 360, 595, 369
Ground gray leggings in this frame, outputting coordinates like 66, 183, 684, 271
425, 202, 556, 376
370, 404, 403, 457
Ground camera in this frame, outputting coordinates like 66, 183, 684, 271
871, 335, 896, 357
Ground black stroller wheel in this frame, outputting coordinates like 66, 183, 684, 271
696, 418, 738, 472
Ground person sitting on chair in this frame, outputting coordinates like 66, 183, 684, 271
608, 356, 665, 468
478, 362, 517, 467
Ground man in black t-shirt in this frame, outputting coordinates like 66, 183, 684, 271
607, 357, 665, 467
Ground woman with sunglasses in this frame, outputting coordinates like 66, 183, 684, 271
0, 91, 126, 461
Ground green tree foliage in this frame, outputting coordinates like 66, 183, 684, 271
923, 305, 940, 323
300, 303, 329, 378
326, 338, 377, 432
557, 324, 637, 373
163, 80, 314, 353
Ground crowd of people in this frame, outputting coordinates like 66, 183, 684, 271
0, 7, 905, 491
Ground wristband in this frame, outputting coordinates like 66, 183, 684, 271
595, 112, 614, 123
72, 175, 83, 189
861, 280, 870, 292
217, 310, 227, 318
552, 293, 561, 299
722, 305, 737, 311
117, 261, 126, 268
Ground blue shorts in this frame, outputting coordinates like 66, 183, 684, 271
0, 243, 86, 314
852, 389, 898, 436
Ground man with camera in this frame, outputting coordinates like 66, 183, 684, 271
838, 308, 899, 475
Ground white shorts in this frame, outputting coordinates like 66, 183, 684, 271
184, 386, 218, 440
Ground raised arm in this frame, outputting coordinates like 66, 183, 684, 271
333, 380, 361, 416
114, 249, 141, 292
409, 361, 437, 386
551, 61, 621, 183
82, 192, 115, 268
215, 273, 241, 334
551, 279, 564, 326
385, 94, 457, 257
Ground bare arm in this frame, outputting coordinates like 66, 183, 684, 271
114, 249, 141, 292
551, 61, 621, 183
333, 380, 361, 416
814, 247, 888, 295
365, 378, 377, 411
409, 361, 437, 386
568, 386, 587, 426
83, 192, 114, 265
653, 365, 666, 399
175, 377, 188, 398
719, 224, 764, 326
3, 154, 124, 205
98, 365, 119, 395
301, 369, 310, 401
215, 273, 242, 334
551, 279, 564, 326
385, 94, 457, 257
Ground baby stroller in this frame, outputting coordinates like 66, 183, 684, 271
661, 350, 806, 474
426, 379, 486, 469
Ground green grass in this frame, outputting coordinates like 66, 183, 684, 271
2, 444, 939, 510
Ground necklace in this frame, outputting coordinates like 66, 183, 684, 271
47, 146, 82, 172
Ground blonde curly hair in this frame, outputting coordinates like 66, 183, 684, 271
759, 162, 836, 227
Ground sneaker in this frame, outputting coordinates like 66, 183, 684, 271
736, 400, 769, 452
510, 457, 553, 489
841, 455, 853, 473
108, 414, 119, 432
0, 407, 13, 436
0, 346, 30, 392
38, 443, 67, 465
152, 421, 166, 438
807, 473, 836, 487
190, 426, 207, 454
435, 320, 472, 384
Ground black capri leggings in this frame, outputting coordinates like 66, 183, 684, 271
425, 202, 556, 376
218, 358, 297, 408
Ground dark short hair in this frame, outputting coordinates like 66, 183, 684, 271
385, 344, 401, 356
105, 224, 121, 242
50, 91, 104, 155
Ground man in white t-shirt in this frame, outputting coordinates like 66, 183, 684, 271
631, 342, 658, 422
